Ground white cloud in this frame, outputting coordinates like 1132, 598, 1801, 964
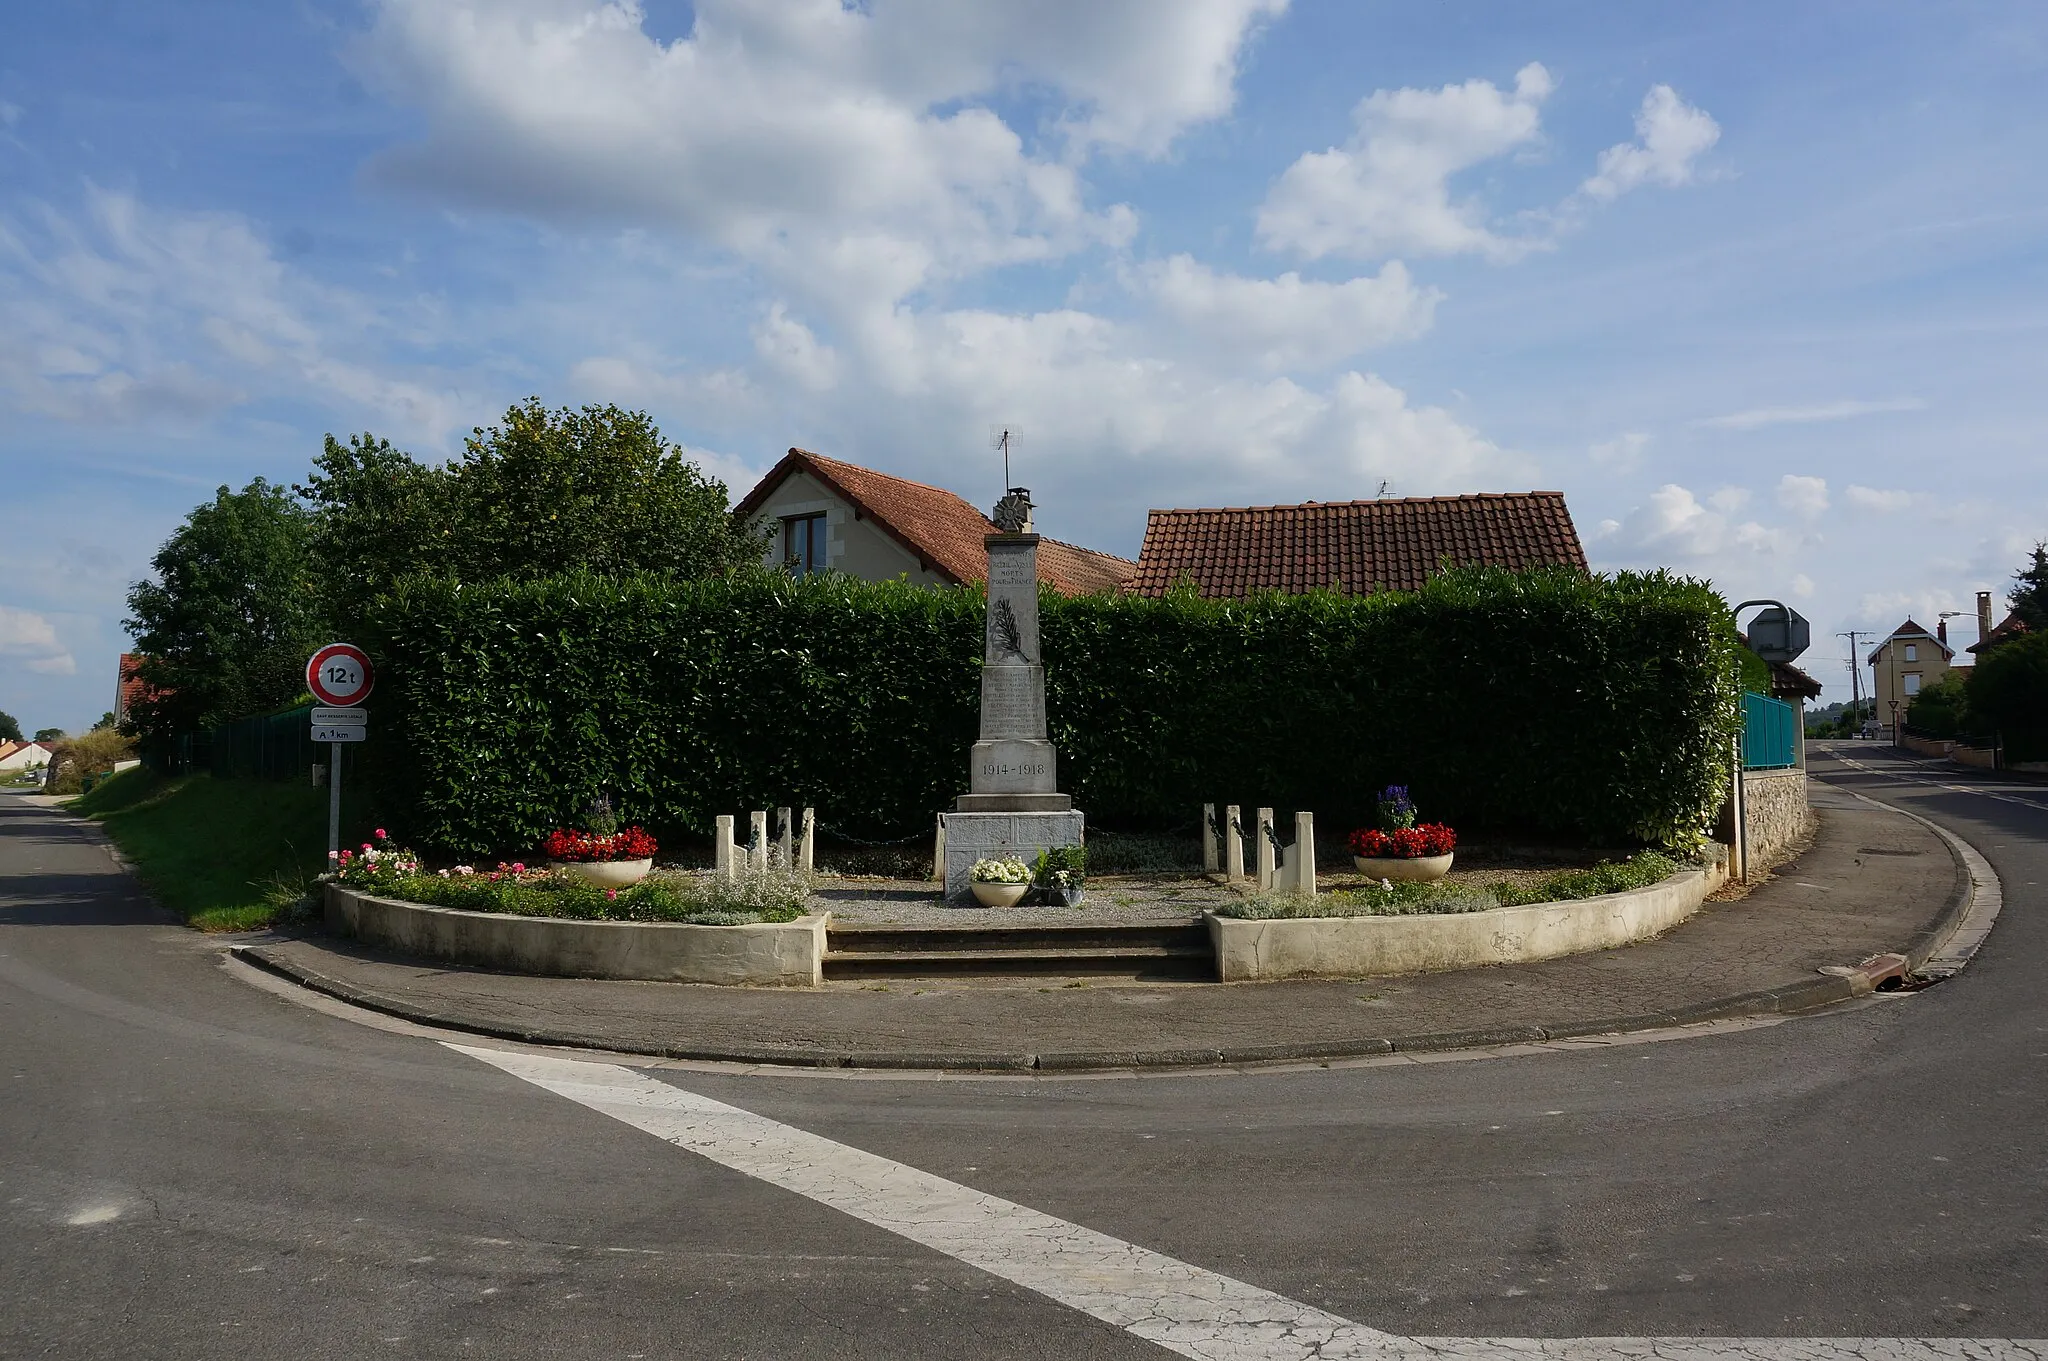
578, 296, 1530, 524
1255, 63, 1554, 262
1697, 398, 1926, 431
1708, 485, 1751, 514
0, 604, 75, 676
1131, 255, 1439, 370
1592, 482, 1802, 564
0, 188, 462, 440
1790, 573, 1815, 599
1588, 430, 1649, 470
1580, 85, 1720, 201
1846, 484, 1916, 512
354, 0, 1281, 309
1777, 473, 1830, 518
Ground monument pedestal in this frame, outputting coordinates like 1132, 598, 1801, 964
942, 810, 1086, 905
941, 510, 1084, 905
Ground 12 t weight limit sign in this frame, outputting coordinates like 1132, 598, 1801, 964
306, 643, 375, 708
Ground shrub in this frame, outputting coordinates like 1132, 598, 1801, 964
373, 865, 808, 924
1489, 851, 1680, 906
364, 565, 1741, 856
1965, 631, 2048, 760
1220, 881, 1501, 919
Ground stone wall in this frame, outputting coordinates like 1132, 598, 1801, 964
1742, 768, 1812, 872
1901, 732, 1952, 758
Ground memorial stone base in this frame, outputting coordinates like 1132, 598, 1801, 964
942, 810, 1085, 906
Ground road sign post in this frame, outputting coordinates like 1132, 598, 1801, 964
306, 644, 376, 864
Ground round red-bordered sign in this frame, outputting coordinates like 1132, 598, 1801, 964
306, 643, 375, 707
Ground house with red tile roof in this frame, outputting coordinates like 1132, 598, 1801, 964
0, 740, 55, 774
1126, 491, 1588, 599
114, 653, 151, 728
732, 449, 1135, 595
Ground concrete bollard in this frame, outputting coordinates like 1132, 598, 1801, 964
1256, 807, 1276, 891
715, 814, 737, 882
1225, 805, 1245, 881
1202, 803, 1218, 873
777, 806, 793, 870
799, 808, 815, 876
932, 814, 946, 883
1293, 810, 1316, 898
750, 810, 769, 872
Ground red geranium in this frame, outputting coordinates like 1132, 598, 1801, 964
543, 826, 658, 863
1349, 823, 1456, 859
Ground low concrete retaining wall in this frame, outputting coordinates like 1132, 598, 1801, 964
1207, 862, 1726, 982
325, 885, 828, 986
1742, 767, 1812, 872
1900, 732, 1952, 758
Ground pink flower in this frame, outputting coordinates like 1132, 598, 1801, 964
511, 862, 526, 873
604, 889, 618, 901
375, 827, 388, 839
327, 850, 339, 861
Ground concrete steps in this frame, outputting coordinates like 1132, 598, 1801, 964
823, 922, 1215, 980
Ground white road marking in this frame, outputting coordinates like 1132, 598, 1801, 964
452, 1043, 2045, 1361
1828, 750, 2048, 813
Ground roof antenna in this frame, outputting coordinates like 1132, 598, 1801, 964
989, 425, 1020, 492
1377, 480, 1394, 499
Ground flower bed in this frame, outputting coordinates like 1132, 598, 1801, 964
1217, 852, 1679, 920
329, 832, 808, 925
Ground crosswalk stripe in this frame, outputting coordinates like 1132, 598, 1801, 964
451, 1043, 2044, 1361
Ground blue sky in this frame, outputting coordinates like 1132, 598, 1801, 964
4, 1, 2046, 733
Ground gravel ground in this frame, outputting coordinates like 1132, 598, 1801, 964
807, 840, 1651, 926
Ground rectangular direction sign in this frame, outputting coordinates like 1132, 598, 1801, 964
310, 724, 367, 743
311, 706, 368, 725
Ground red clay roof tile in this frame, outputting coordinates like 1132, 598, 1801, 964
1127, 492, 1587, 598
733, 450, 1134, 594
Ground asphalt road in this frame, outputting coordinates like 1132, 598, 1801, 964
2, 744, 2043, 1359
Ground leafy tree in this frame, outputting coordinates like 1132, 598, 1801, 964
35, 728, 64, 742
1965, 631, 2048, 755
92, 712, 118, 732
1904, 672, 1968, 737
124, 479, 325, 740
2009, 541, 2048, 632
0, 711, 20, 743
297, 400, 764, 631
296, 432, 452, 630
446, 399, 763, 582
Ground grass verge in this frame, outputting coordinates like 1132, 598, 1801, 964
67, 768, 339, 931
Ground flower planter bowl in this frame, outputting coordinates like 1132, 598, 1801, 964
1353, 852, 1454, 883
553, 858, 653, 888
970, 880, 1031, 908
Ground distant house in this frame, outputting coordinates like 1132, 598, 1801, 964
0, 740, 55, 774
733, 449, 1135, 594
114, 653, 150, 728
1868, 618, 1957, 730
1766, 662, 1824, 705
1126, 491, 1588, 598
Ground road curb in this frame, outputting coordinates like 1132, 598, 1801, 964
231, 771, 1984, 1074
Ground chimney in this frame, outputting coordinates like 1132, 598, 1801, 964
1977, 590, 1994, 646
1938, 618, 1948, 646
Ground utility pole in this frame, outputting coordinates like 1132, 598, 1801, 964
1838, 630, 1870, 730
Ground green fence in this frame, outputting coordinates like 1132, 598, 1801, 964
1741, 691, 1800, 770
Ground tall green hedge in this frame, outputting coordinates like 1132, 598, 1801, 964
364, 566, 1741, 856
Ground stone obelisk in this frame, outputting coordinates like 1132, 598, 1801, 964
941, 487, 1085, 904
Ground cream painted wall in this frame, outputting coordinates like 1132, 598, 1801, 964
1868, 630, 1955, 728
741, 470, 955, 588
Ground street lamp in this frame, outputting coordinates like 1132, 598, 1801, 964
1890, 699, 1901, 748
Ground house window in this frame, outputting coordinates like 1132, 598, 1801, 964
1904, 673, 1921, 696
1904, 643, 1917, 662
782, 513, 828, 576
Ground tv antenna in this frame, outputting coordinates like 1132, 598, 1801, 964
990, 425, 1020, 490
1376, 480, 1394, 499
